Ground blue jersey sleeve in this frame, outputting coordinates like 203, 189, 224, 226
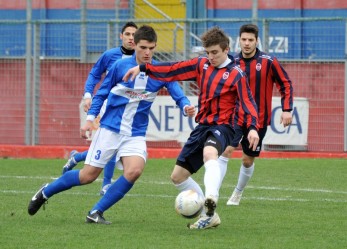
87, 63, 117, 118
84, 51, 110, 98
83, 48, 124, 98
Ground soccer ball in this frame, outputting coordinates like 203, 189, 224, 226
175, 189, 204, 219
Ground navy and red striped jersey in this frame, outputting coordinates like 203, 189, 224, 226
141, 55, 259, 130
234, 48, 293, 128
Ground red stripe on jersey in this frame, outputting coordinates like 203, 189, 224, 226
146, 58, 199, 82
233, 75, 259, 129
235, 50, 293, 128
272, 58, 294, 111
145, 56, 259, 129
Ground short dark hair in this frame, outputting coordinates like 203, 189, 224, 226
239, 24, 259, 39
121, 22, 138, 33
200, 26, 229, 50
134, 25, 157, 44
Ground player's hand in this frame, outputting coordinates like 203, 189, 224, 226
184, 105, 196, 117
280, 111, 293, 127
247, 129, 259, 151
83, 98, 92, 112
123, 65, 140, 82
80, 120, 93, 139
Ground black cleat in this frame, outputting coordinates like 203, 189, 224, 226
28, 183, 48, 216
204, 196, 217, 217
86, 211, 111, 225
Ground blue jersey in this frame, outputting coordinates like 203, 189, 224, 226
84, 47, 133, 98
87, 54, 191, 137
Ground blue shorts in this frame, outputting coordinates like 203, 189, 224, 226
176, 124, 242, 174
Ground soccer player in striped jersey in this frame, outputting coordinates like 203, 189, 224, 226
123, 27, 260, 229
28, 25, 196, 224
62, 22, 138, 196
222, 24, 294, 206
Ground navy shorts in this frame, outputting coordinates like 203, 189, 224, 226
176, 124, 242, 174
240, 127, 267, 157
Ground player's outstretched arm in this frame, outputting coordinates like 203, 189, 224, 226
123, 65, 140, 82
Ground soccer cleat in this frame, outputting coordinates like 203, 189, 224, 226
86, 211, 111, 225
99, 183, 111, 196
188, 212, 221, 229
226, 190, 243, 206
204, 196, 217, 217
62, 150, 78, 174
28, 183, 48, 215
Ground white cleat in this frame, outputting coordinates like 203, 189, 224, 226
226, 191, 242, 206
188, 212, 221, 229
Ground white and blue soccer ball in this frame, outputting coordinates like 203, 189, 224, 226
175, 189, 204, 219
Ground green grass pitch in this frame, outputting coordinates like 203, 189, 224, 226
0, 157, 346, 249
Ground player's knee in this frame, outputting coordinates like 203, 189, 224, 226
171, 171, 181, 185
79, 165, 101, 184
171, 170, 189, 185
124, 167, 144, 182
242, 156, 255, 167
221, 146, 234, 158
203, 146, 219, 162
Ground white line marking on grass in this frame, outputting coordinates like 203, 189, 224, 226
0, 175, 102, 182
1, 175, 347, 203
138, 180, 347, 195
245, 196, 347, 203
245, 185, 347, 195
2, 190, 347, 203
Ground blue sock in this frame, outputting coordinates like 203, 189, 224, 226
102, 154, 116, 187
43, 170, 81, 198
91, 175, 133, 213
74, 150, 88, 163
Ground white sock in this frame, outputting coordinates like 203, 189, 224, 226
174, 177, 204, 198
235, 164, 254, 193
217, 156, 229, 189
204, 159, 221, 200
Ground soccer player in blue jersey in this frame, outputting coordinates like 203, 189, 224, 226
221, 24, 294, 206
62, 22, 138, 196
28, 25, 196, 224
123, 26, 260, 229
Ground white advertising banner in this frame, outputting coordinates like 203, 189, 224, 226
146, 96, 309, 147
146, 96, 198, 143
263, 97, 309, 146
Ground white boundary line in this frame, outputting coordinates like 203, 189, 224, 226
140, 180, 347, 195
2, 175, 347, 195
2, 190, 347, 203
1, 175, 346, 203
